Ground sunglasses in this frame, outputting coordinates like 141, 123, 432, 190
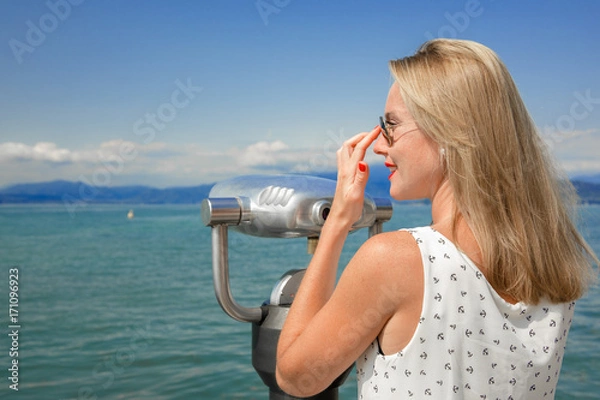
379, 116, 420, 146
379, 116, 393, 146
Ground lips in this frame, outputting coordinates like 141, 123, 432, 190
385, 162, 396, 180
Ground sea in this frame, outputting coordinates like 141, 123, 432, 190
0, 202, 599, 399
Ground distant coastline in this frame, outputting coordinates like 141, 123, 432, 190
0, 179, 214, 205
1, 171, 600, 205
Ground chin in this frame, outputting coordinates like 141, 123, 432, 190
389, 184, 422, 202
389, 187, 407, 202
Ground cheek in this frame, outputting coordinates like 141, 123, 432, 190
390, 144, 443, 199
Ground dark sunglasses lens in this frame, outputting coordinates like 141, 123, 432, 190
379, 117, 392, 145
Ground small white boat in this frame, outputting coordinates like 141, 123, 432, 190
127, 209, 134, 219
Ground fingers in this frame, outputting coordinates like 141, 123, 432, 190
330, 130, 376, 228
338, 126, 381, 162
346, 126, 381, 149
336, 126, 380, 186
355, 161, 369, 186
336, 127, 380, 181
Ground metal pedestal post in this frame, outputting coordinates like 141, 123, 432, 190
252, 305, 352, 400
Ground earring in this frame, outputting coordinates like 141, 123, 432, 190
440, 148, 446, 157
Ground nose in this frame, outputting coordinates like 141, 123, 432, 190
372, 133, 388, 156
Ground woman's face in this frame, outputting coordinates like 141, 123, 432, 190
373, 82, 445, 201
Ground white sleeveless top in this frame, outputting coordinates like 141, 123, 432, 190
356, 226, 575, 399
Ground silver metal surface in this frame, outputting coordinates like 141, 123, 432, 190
207, 174, 387, 238
373, 197, 394, 223
368, 198, 394, 237
201, 197, 246, 226
211, 224, 263, 323
269, 269, 306, 306
203, 174, 394, 324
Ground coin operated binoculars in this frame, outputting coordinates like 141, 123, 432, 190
201, 174, 393, 399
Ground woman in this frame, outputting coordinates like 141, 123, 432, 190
276, 39, 597, 399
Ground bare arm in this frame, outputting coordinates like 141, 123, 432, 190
275, 128, 422, 396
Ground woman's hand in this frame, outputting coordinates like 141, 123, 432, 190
328, 126, 382, 230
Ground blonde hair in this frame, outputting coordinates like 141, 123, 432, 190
389, 38, 597, 304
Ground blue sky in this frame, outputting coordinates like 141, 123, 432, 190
1, 0, 599, 187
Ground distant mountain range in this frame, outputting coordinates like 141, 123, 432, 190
573, 173, 600, 185
1, 169, 600, 204
0, 179, 214, 204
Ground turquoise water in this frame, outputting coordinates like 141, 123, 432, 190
0, 203, 598, 399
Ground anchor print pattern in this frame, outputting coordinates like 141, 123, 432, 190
356, 226, 575, 399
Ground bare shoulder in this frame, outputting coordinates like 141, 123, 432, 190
342, 230, 424, 303
354, 230, 422, 268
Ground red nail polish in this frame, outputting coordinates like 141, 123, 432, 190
358, 162, 366, 172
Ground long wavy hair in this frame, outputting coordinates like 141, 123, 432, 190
389, 39, 597, 304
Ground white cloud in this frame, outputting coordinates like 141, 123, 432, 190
237, 138, 383, 170
561, 159, 600, 174
0, 138, 332, 186
0, 140, 183, 166
0, 141, 94, 163
1, 128, 598, 187
543, 128, 600, 175
236, 140, 317, 169
238, 140, 289, 167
